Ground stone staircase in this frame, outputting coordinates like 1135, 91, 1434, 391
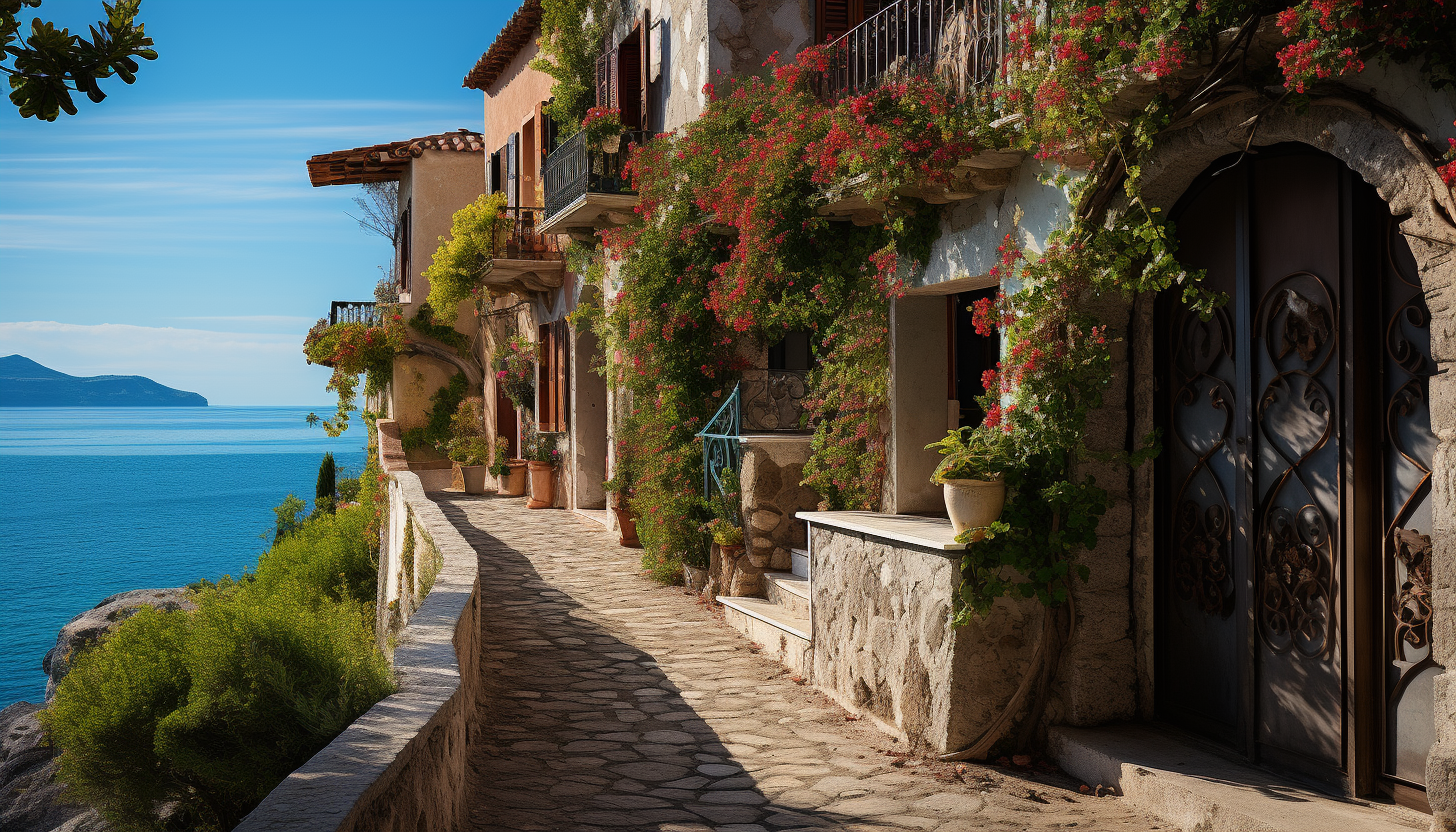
718, 548, 812, 677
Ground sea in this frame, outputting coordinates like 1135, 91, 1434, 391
0, 407, 368, 707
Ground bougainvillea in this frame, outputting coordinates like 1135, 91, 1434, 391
491, 333, 536, 414
303, 313, 406, 437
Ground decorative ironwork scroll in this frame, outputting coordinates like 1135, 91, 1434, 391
1169, 305, 1236, 616
822, 0, 1004, 100
741, 369, 810, 432
697, 384, 742, 505
1392, 527, 1434, 650
1254, 273, 1338, 658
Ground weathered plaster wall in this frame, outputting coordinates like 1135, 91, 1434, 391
810, 526, 1041, 752
707, 0, 813, 84
643, 0, 711, 131
400, 151, 486, 311
236, 470, 482, 832
571, 323, 609, 510
917, 160, 1076, 291
740, 435, 819, 571
481, 35, 554, 168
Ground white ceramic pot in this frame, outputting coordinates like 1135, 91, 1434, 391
942, 478, 1007, 540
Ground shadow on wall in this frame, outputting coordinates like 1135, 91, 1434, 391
438, 496, 915, 830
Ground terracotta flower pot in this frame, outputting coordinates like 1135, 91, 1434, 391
612, 504, 641, 547
527, 460, 556, 509
459, 464, 487, 495
942, 477, 1007, 540
499, 460, 527, 497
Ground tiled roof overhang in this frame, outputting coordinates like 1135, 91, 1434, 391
306, 130, 485, 187
462, 0, 541, 91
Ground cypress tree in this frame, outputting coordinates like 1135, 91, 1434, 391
315, 453, 337, 514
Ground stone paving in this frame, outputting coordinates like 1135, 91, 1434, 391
441, 494, 1165, 832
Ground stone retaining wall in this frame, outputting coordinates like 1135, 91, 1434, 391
234, 471, 482, 832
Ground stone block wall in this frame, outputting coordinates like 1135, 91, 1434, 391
235, 471, 482, 832
809, 526, 1041, 752
740, 435, 820, 574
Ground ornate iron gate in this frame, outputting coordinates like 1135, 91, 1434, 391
1156, 145, 1438, 798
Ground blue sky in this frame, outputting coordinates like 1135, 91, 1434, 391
0, 0, 514, 405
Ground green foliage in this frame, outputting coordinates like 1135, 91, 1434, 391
531, 0, 610, 133
315, 452, 336, 514
2, 0, 158, 121
401, 372, 468, 452
42, 504, 392, 830
488, 436, 512, 476
492, 333, 536, 413
440, 397, 489, 464
926, 427, 1014, 483
408, 302, 472, 359
423, 192, 507, 313
271, 493, 307, 546
521, 424, 562, 465
40, 606, 189, 830
302, 315, 406, 436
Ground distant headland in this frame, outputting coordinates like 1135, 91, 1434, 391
0, 355, 207, 407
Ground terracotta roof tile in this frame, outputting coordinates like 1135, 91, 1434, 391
463, 0, 542, 91
306, 130, 485, 187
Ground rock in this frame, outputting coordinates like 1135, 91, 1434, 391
43, 588, 194, 701
0, 702, 107, 832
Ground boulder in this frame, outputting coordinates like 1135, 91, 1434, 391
0, 702, 106, 832
43, 588, 194, 701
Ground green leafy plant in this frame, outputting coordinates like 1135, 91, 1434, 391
314, 452, 337, 515
521, 424, 562, 466
581, 105, 625, 148
401, 372, 468, 452
530, 0, 610, 134
422, 192, 508, 313
302, 314, 405, 436
2, 0, 158, 121
408, 302, 472, 359
701, 517, 743, 547
926, 427, 1014, 484
488, 436, 512, 477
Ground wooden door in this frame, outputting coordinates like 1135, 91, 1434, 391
1156, 145, 1437, 797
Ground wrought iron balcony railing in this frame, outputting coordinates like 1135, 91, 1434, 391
495, 206, 564, 261
542, 128, 653, 220
821, 0, 1005, 100
330, 301, 381, 326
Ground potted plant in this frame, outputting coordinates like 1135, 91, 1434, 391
925, 427, 1012, 540
582, 106, 625, 153
490, 436, 527, 497
492, 334, 536, 415
441, 398, 489, 494
603, 470, 641, 548
523, 425, 562, 509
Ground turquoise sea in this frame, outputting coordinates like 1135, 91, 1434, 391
0, 407, 367, 707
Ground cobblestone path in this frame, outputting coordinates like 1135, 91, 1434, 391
441, 495, 1162, 832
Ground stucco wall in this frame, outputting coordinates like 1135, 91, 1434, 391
481, 35, 555, 207
400, 151, 486, 311
809, 525, 1041, 752
235, 470, 482, 832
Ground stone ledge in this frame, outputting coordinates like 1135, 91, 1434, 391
235, 472, 482, 832
1049, 723, 1427, 832
796, 511, 965, 552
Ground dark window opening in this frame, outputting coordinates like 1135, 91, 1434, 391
950, 287, 999, 428
767, 330, 815, 371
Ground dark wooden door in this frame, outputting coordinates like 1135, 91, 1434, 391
1157, 145, 1438, 796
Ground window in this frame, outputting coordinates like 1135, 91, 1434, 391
537, 320, 570, 432
949, 288, 1000, 428
596, 23, 646, 130
395, 202, 411, 294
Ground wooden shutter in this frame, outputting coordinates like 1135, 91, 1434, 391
640, 9, 652, 131
817, 0, 852, 42
555, 320, 570, 430
506, 132, 519, 208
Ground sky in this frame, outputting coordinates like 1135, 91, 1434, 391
0, 0, 515, 405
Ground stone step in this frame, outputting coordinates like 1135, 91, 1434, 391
1048, 724, 1427, 832
790, 547, 810, 579
763, 571, 811, 620
717, 595, 812, 678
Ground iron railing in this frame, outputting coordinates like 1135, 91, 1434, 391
495, 206, 565, 261
542, 128, 653, 220
697, 384, 742, 505
330, 301, 381, 326
741, 369, 811, 433
821, 0, 1005, 100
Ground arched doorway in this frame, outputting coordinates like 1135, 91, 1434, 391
1155, 144, 1439, 806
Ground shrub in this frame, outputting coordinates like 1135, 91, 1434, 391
401, 372, 469, 452
423, 192, 508, 313
315, 452, 336, 514
43, 506, 393, 830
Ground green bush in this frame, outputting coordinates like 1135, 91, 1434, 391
315, 453, 336, 514
42, 505, 394, 831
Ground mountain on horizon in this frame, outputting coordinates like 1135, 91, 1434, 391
0, 355, 208, 407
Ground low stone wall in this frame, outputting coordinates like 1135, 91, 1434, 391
234, 471, 481, 832
809, 524, 1040, 753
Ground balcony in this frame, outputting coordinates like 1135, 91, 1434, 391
538, 129, 652, 236
330, 301, 382, 326
481, 206, 567, 295
816, 0, 1024, 222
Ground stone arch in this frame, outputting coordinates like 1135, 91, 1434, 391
1126, 93, 1456, 824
